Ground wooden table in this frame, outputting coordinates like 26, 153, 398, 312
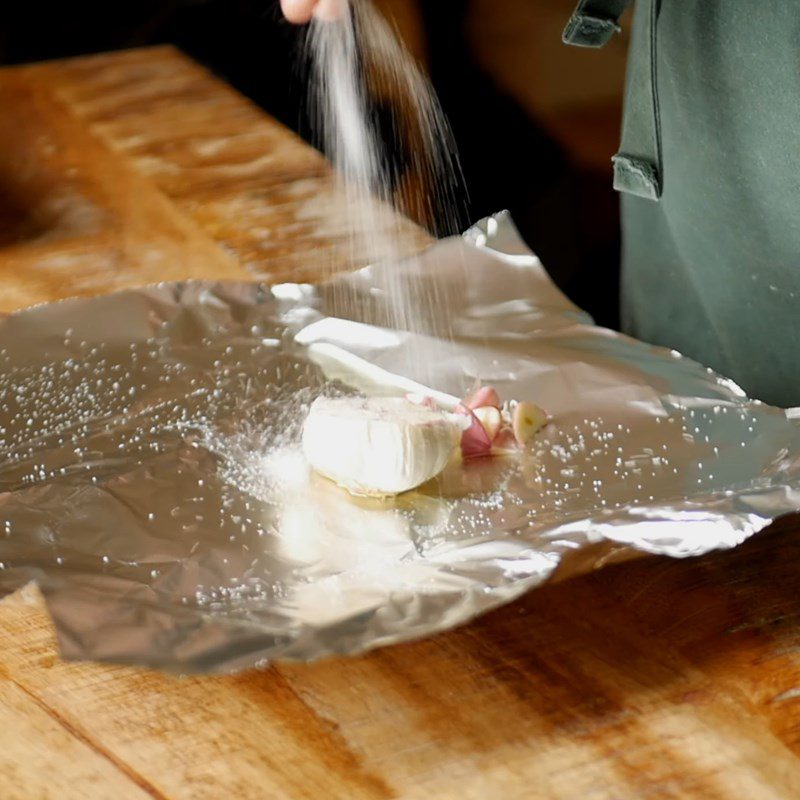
2, 47, 800, 800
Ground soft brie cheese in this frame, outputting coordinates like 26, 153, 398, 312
302, 396, 461, 496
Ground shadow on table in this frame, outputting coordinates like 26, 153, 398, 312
229, 513, 800, 777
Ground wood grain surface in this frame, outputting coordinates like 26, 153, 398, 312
1, 47, 800, 800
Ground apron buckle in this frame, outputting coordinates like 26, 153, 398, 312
563, 11, 621, 48
562, 0, 630, 48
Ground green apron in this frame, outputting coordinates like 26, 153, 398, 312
564, 1, 800, 408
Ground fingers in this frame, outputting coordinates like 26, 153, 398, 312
281, 0, 318, 24
314, 0, 348, 21
280, 0, 347, 23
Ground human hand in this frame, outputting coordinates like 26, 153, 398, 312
280, 0, 348, 24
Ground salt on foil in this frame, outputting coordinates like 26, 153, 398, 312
0, 212, 798, 673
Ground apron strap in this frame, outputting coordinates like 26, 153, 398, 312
612, 0, 662, 200
562, 0, 631, 48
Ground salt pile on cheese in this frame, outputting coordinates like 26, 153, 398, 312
302, 396, 463, 496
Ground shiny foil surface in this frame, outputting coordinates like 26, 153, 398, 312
0, 212, 798, 673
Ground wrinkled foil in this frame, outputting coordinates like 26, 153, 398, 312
1, 212, 799, 673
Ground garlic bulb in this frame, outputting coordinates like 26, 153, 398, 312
302, 396, 462, 496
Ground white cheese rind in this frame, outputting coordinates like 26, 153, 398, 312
302, 396, 461, 496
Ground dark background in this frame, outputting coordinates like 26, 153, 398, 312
0, 0, 625, 327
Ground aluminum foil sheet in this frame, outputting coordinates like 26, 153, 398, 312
1, 212, 799, 673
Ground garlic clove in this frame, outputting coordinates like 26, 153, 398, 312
512, 401, 548, 446
474, 405, 502, 441
458, 406, 494, 458
465, 385, 501, 410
